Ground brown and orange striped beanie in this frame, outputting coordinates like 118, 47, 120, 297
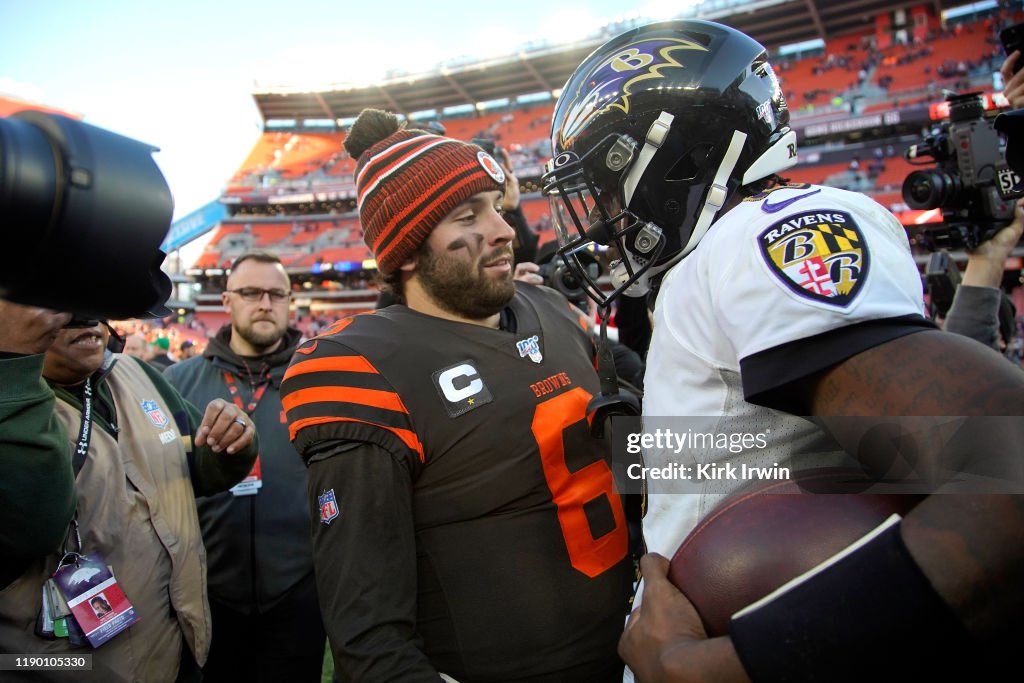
345, 109, 506, 274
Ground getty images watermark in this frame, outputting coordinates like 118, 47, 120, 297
625, 427, 788, 482
609, 416, 1024, 495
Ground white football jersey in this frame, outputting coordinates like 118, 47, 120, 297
625, 185, 927, 679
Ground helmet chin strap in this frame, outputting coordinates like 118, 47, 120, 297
673, 128, 747, 263
623, 111, 675, 207
587, 307, 640, 439
615, 127, 748, 293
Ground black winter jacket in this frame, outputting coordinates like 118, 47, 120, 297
164, 326, 314, 614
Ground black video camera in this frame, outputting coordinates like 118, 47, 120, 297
923, 250, 961, 319
537, 251, 601, 311
901, 92, 1024, 250
471, 137, 501, 160
0, 111, 173, 320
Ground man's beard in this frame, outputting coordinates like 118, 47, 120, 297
237, 318, 286, 354
417, 245, 516, 320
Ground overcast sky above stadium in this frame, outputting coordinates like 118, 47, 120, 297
1, 0, 680, 224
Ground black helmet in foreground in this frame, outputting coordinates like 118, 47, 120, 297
542, 19, 798, 305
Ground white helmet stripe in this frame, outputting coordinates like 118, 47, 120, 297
623, 111, 675, 207
618, 128, 748, 295
659, 129, 748, 272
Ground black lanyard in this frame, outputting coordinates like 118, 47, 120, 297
61, 380, 94, 567
71, 379, 94, 477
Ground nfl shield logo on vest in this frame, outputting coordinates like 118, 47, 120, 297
140, 400, 169, 429
319, 489, 340, 525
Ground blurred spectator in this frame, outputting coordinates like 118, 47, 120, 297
147, 336, 175, 369
178, 339, 197, 361
122, 332, 147, 359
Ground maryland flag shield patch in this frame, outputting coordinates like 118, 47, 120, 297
757, 210, 869, 307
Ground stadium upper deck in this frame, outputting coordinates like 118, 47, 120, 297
249, 0, 994, 123
182, 2, 1023, 327
191, 5, 1017, 270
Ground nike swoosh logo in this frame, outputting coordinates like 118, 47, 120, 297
761, 188, 821, 214
296, 340, 318, 355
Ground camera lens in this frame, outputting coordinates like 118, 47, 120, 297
948, 93, 985, 123
558, 267, 580, 291
902, 169, 963, 210
0, 116, 59, 233
0, 111, 174, 319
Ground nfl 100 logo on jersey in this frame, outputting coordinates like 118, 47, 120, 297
757, 209, 869, 307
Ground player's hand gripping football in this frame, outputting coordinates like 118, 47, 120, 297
620, 554, 750, 683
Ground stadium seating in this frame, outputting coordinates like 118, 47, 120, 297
183, 8, 1024, 335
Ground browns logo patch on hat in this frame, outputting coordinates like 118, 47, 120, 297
757, 209, 869, 307
477, 151, 505, 184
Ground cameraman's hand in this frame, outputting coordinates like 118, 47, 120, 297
0, 300, 73, 355
514, 261, 544, 286
962, 199, 1024, 288
1000, 50, 1024, 109
195, 398, 255, 455
498, 148, 521, 212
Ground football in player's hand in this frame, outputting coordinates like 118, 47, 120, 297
667, 468, 924, 636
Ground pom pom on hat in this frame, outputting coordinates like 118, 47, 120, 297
347, 109, 506, 274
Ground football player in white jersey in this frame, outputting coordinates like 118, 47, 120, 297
543, 19, 1024, 683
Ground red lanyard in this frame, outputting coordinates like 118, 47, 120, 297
223, 371, 269, 415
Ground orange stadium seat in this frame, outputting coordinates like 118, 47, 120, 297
228, 131, 347, 186
192, 251, 221, 270
229, 132, 290, 187
188, 224, 250, 270
289, 221, 335, 246
870, 155, 919, 192
775, 28, 875, 113
873, 21, 1004, 96
781, 162, 851, 185
494, 104, 551, 149
520, 197, 549, 224
189, 6, 1024, 328
441, 112, 507, 143
252, 222, 296, 247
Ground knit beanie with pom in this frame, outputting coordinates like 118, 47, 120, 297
345, 109, 506, 274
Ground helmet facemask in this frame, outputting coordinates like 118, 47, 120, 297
542, 114, 754, 307
543, 132, 667, 307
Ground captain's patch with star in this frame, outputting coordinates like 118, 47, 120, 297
432, 360, 493, 418
757, 209, 869, 307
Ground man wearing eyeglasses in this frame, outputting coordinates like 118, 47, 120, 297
164, 251, 326, 682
